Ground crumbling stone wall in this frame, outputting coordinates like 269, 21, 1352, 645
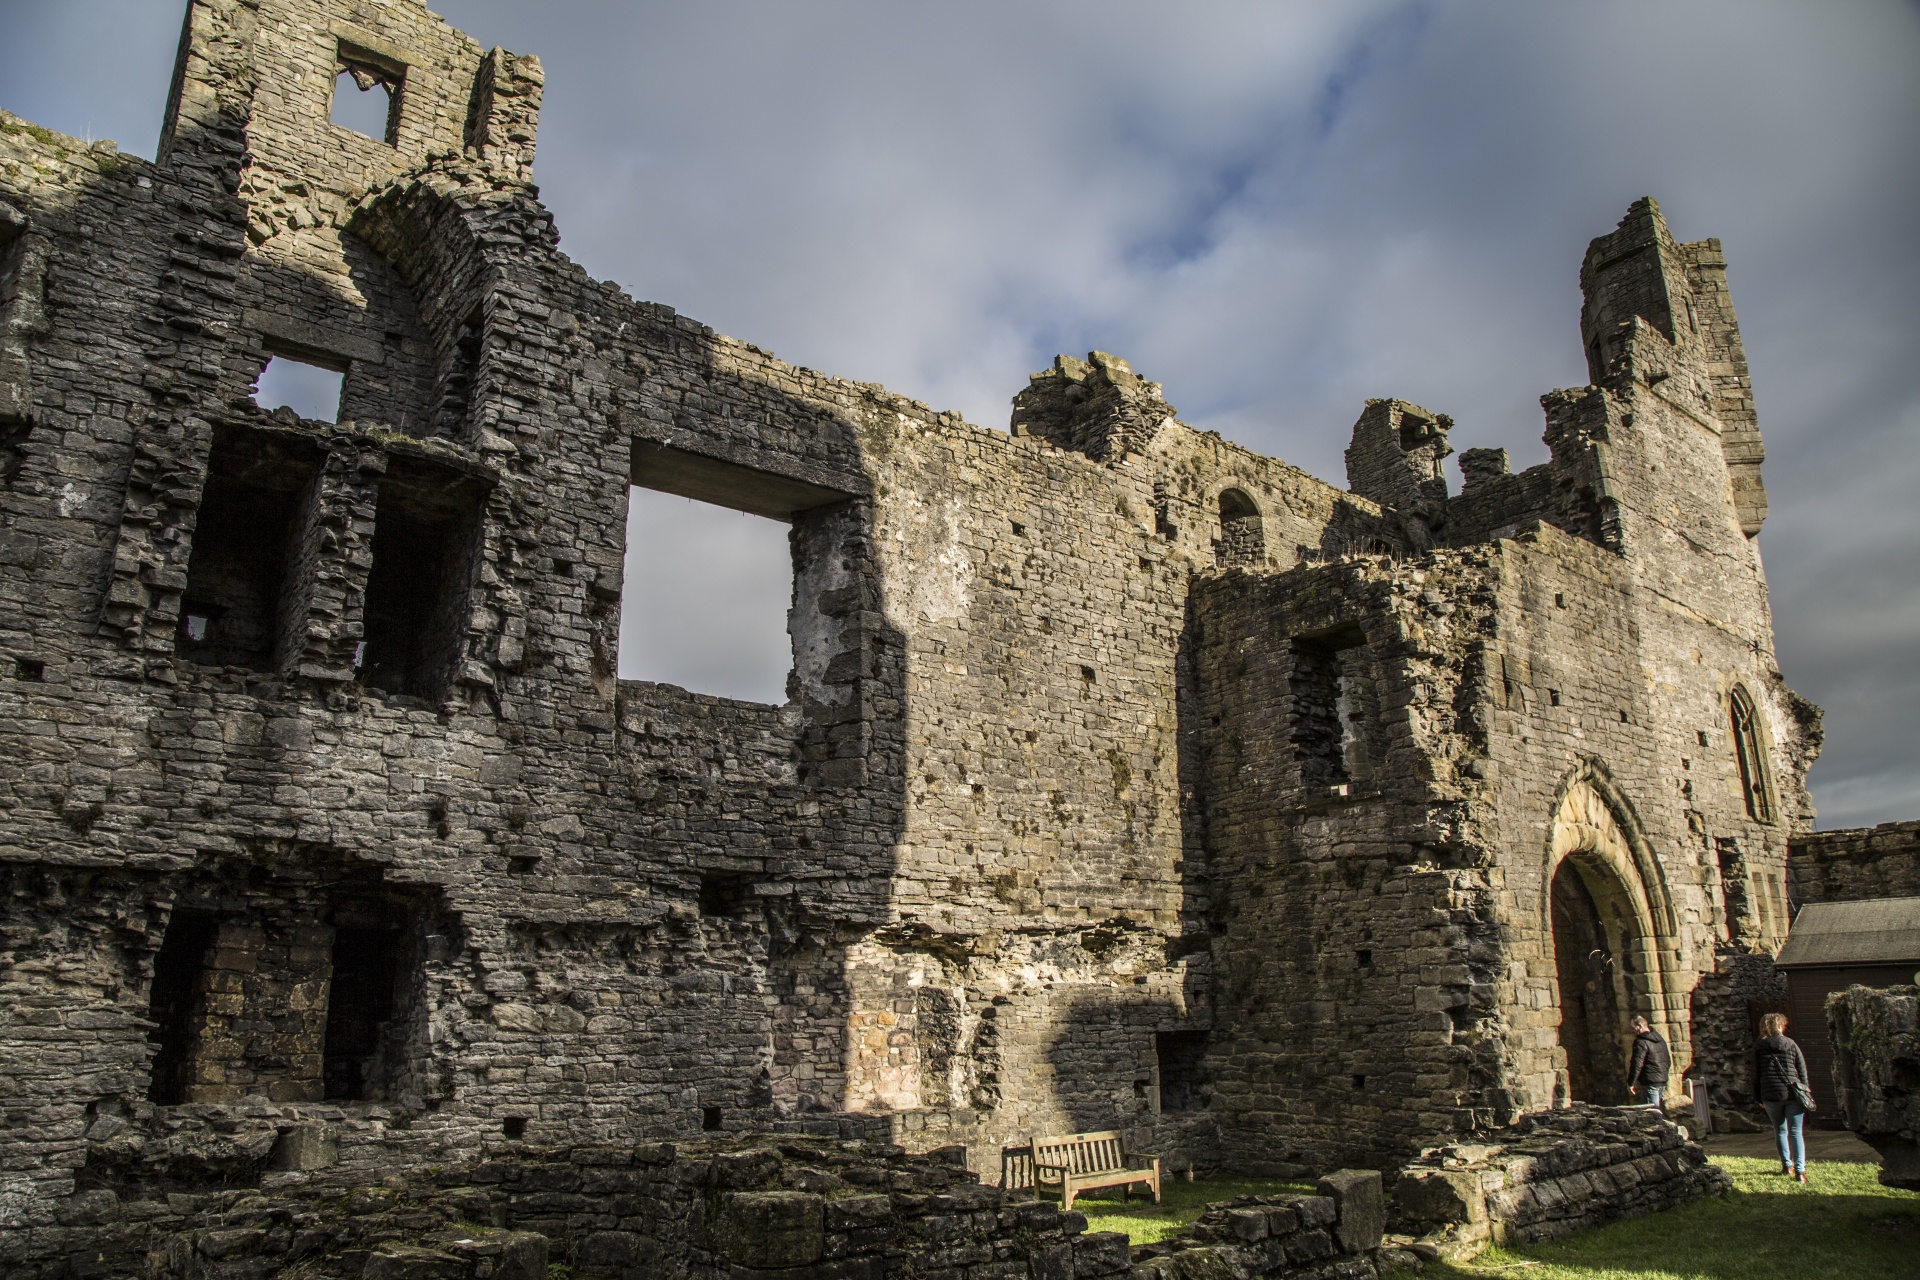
0, 0, 1839, 1257
1391, 1105, 1729, 1261
1790, 821, 1920, 905
1827, 983, 1920, 1190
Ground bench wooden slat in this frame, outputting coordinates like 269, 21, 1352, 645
1009, 1129, 1159, 1210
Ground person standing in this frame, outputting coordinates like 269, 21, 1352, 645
1751, 1012, 1815, 1182
1626, 1015, 1671, 1108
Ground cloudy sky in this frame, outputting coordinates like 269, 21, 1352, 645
3, 2, 1915, 828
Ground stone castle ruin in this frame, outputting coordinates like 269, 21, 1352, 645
0, 0, 1846, 1264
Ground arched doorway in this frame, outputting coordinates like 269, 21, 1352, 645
1550, 856, 1633, 1102
1545, 772, 1679, 1106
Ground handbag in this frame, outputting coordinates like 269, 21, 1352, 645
1790, 1080, 1817, 1112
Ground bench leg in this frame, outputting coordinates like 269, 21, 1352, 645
1062, 1183, 1076, 1212
1149, 1172, 1161, 1205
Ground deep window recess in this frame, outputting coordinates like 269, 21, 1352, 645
1214, 489, 1264, 568
698, 871, 756, 917
146, 910, 219, 1105
254, 351, 347, 423
179, 427, 324, 670
1729, 686, 1774, 823
435, 305, 483, 435
360, 456, 489, 700
1155, 1030, 1208, 1112
1291, 625, 1379, 792
621, 486, 793, 703
330, 47, 404, 143
322, 918, 402, 1101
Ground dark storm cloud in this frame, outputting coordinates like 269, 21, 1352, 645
3, 1, 1913, 825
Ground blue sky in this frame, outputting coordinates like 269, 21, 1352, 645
2, 1, 1915, 827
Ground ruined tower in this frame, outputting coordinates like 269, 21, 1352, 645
0, 2, 1825, 1264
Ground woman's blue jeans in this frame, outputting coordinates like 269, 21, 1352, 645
1763, 1099, 1806, 1171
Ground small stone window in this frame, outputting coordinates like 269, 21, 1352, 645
360, 456, 489, 700
179, 426, 324, 670
1729, 685, 1774, 823
1155, 1030, 1208, 1113
1214, 489, 1264, 567
330, 45, 405, 144
254, 348, 346, 424
1291, 624, 1379, 792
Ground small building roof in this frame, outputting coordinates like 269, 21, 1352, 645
1776, 896, 1920, 969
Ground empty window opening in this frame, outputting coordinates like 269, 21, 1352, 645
12, 656, 44, 681
179, 427, 324, 670
1729, 686, 1774, 823
253, 351, 346, 424
360, 457, 489, 700
435, 305, 483, 435
330, 49, 404, 143
1291, 625, 1378, 791
322, 920, 402, 1101
1355, 949, 1373, 968
1155, 1030, 1208, 1113
146, 909, 219, 1105
502, 1116, 529, 1139
1352, 1074, 1367, 1091
620, 486, 792, 703
702, 1105, 724, 1131
698, 871, 756, 917
1214, 489, 1264, 567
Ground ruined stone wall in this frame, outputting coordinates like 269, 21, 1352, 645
0, 0, 1835, 1251
1790, 821, 1920, 905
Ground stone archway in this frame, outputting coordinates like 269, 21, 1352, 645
1546, 772, 1679, 1105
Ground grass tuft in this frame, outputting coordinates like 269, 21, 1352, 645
1388, 1157, 1919, 1280
1074, 1176, 1313, 1245
1071, 1158, 1919, 1279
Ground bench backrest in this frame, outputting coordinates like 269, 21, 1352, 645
1032, 1130, 1126, 1175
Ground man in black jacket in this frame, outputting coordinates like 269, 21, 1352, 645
1627, 1016, 1671, 1108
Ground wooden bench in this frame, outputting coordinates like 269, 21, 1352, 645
1001, 1131, 1160, 1210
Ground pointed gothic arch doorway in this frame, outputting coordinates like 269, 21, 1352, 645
1545, 771, 1680, 1106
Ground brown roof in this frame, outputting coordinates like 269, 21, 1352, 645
1776, 896, 1920, 969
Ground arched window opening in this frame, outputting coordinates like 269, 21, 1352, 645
1215, 489, 1263, 567
1729, 686, 1774, 823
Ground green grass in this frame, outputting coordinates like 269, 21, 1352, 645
1075, 1175, 1314, 1244
1074, 1158, 1920, 1279
1390, 1157, 1919, 1280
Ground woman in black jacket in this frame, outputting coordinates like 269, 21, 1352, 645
1751, 1012, 1815, 1182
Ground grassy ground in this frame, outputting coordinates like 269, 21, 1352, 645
1073, 1157, 1920, 1278
1074, 1176, 1313, 1244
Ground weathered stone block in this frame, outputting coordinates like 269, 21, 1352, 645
1316, 1168, 1383, 1253
712, 1190, 826, 1268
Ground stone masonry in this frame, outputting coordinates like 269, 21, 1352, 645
0, 0, 1857, 1267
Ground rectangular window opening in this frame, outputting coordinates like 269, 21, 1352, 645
361, 456, 489, 701
322, 921, 402, 1102
330, 46, 405, 144
698, 871, 756, 918
1291, 625, 1377, 791
146, 909, 220, 1105
1155, 1029, 1209, 1113
620, 485, 794, 704
180, 427, 325, 670
254, 350, 346, 424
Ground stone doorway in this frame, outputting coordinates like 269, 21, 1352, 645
1550, 857, 1629, 1103
1544, 773, 1681, 1109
